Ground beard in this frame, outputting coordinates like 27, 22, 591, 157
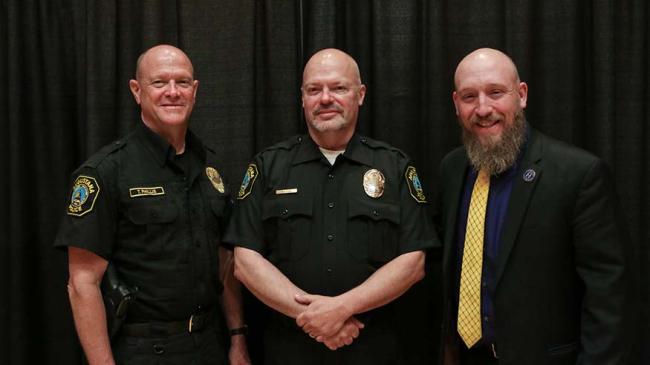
307, 106, 348, 132
461, 109, 527, 175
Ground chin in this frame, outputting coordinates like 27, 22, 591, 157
310, 119, 347, 133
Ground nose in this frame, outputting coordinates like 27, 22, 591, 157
475, 93, 492, 117
165, 81, 180, 97
319, 87, 333, 104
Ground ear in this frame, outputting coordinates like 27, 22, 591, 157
192, 80, 199, 101
357, 84, 367, 106
452, 91, 460, 115
518, 82, 528, 109
129, 79, 141, 104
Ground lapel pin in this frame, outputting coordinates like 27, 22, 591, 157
522, 169, 536, 182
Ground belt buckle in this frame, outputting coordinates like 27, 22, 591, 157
188, 314, 194, 333
491, 343, 499, 359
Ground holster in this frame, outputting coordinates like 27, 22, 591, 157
101, 262, 137, 339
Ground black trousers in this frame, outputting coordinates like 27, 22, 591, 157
112, 324, 227, 365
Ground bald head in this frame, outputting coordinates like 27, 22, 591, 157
300, 48, 366, 150
302, 48, 362, 86
454, 48, 520, 90
135, 44, 194, 80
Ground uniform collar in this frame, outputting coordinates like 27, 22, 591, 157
292, 134, 373, 167
135, 122, 205, 167
341, 134, 374, 166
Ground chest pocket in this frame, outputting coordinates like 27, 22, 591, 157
262, 195, 313, 262
347, 198, 400, 265
123, 200, 179, 255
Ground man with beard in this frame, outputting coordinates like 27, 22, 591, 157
436, 48, 628, 364
224, 48, 437, 364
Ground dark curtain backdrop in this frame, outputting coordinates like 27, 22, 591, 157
1, 0, 647, 364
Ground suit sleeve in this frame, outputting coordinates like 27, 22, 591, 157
572, 159, 629, 364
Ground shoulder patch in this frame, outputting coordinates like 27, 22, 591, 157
67, 175, 101, 216
237, 164, 258, 200
405, 166, 427, 203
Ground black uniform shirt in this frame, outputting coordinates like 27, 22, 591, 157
224, 134, 436, 298
54, 123, 231, 322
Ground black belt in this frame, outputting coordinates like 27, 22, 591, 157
121, 310, 213, 337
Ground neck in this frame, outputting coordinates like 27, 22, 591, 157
141, 118, 187, 154
308, 128, 354, 150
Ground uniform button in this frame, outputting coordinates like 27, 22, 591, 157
281, 209, 288, 215
153, 343, 164, 354
482, 282, 487, 288
361, 138, 367, 143
326, 268, 333, 273
327, 234, 334, 241
297, 136, 303, 142
483, 316, 489, 322
372, 210, 378, 216
328, 202, 335, 208
328, 174, 334, 179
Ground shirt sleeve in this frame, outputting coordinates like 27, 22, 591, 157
53, 165, 118, 259
397, 162, 440, 254
222, 158, 267, 253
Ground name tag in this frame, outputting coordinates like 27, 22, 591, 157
275, 188, 298, 195
129, 186, 165, 198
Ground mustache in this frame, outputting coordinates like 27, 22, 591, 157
469, 113, 501, 125
313, 105, 343, 115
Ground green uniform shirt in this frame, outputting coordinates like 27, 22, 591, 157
54, 123, 231, 323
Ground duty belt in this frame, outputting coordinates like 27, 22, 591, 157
121, 309, 213, 337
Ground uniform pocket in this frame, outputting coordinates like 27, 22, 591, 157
261, 195, 313, 262
347, 198, 400, 265
123, 201, 179, 255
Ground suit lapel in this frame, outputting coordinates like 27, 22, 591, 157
494, 130, 544, 286
442, 152, 469, 278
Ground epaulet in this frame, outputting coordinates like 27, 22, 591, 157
263, 135, 303, 152
83, 139, 127, 168
359, 135, 408, 158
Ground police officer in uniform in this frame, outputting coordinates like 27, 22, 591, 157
224, 48, 437, 364
54, 45, 250, 365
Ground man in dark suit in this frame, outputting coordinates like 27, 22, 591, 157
436, 48, 628, 364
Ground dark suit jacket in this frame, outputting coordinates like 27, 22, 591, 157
436, 128, 628, 365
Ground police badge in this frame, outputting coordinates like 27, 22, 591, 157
67, 175, 100, 216
405, 166, 426, 203
206, 167, 225, 193
237, 164, 258, 200
363, 169, 385, 198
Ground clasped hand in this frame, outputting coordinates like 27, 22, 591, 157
294, 294, 364, 350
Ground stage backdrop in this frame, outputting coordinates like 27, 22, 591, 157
1, 0, 647, 364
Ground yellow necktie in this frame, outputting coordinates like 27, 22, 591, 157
457, 169, 490, 348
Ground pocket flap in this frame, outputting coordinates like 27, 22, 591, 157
348, 198, 400, 224
127, 203, 178, 224
262, 196, 313, 220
